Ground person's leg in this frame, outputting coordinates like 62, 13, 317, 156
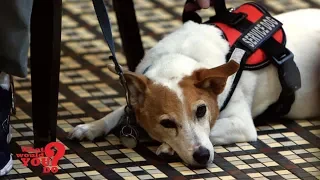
0, 1, 33, 78
0, 72, 13, 176
0, 0, 33, 176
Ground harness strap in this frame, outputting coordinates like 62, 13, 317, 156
212, 0, 228, 15
183, 0, 246, 25
220, 46, 249, 111
182, 0, 203, 23
218, 12, 301, 116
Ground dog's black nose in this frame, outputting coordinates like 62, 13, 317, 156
193, 146, 210, 165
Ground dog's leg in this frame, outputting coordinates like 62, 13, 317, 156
209, 102, 257, 145
68, 106, 125, 141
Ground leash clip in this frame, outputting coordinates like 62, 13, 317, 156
119, 110, 139, 149
109, 55, 139, 149
109, 56, 133, 108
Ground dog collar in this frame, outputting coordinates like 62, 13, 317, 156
142, 65, 151, 74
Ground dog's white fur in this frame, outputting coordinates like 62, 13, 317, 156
69, 9, 320, 165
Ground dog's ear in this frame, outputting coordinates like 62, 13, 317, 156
106, 64, 148, 105
195, 60, 239, 94
123, 71, 148, 106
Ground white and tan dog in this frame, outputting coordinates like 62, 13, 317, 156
69, 8, 320, 166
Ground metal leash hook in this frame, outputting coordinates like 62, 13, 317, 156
119, 111, 139, 148
92, 0, 140, 149
109, 56, 140, 149
108, 56, 132, 107
120, 105, 140, 148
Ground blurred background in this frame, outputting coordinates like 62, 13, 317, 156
7, 0, 320, 179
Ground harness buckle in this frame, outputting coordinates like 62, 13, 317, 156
271, 48, 294, 66
272, 49, 301, 92
209, 12, 247, 26
229, 13, 247, 26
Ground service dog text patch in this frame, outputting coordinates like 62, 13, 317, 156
239, 15, 282, 51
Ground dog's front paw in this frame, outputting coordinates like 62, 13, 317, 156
156, 143, 175, 155
68, 124, 99, 141
210, 132, 257, 145
210, 137, 229, 146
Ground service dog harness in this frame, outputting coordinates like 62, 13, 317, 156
183, 0, 301, 118
93, 0, 302, 149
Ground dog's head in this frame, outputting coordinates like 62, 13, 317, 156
108, 60, 239, 166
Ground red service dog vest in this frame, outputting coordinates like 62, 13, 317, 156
212, 3, 286, 70
182, 1, 301, 117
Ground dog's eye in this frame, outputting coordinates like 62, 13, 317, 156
196, 105, 207, 118
160, 119, 177, 128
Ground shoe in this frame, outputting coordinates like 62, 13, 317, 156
0, 72, 13, 176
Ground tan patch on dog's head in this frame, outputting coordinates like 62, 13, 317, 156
179, 77, 219, 128
134, 83, 184, 141
114, 60, 239, 165
121, 71, 183, 142
179, 60, 240, 127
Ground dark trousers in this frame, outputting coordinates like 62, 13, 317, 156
0, 0, 34, 77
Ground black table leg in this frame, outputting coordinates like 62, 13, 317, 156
113, 0, 144, 72
30, 0, 62, 148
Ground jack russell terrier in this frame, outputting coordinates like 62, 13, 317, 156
69, 7, 320, 166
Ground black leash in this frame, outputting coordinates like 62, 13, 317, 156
92, 0, 140, 148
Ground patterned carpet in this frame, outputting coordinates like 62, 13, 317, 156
4, 0, 320, 179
